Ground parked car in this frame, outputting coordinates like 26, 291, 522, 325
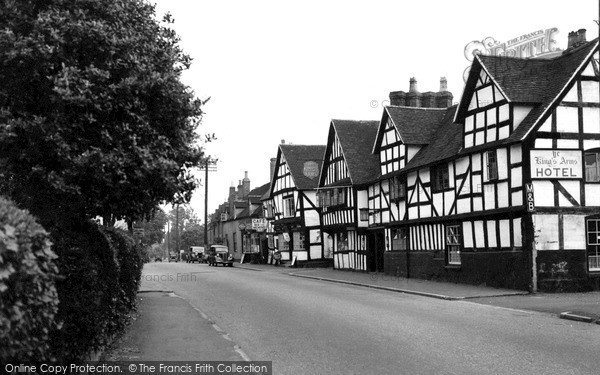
207, 245, 233, 267
188, 246, 205, 263
155, 257, 162, 262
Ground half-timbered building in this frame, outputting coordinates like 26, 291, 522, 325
318, 120, 380, 271
371, 31, 599, 291
267, 144, 327, 265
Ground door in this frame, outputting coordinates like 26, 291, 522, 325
367, 230, 385, 272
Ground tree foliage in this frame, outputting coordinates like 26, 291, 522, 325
0, 0, 206, 227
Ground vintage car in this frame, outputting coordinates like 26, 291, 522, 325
207, 245, 234, 267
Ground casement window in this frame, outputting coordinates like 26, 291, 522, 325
585, 149, 600, 182
431, 164, 450, 193
264, 202, 275, 219
318, 188, 346, 208
293, 231, 305, 250
389, 176, 407, 201
391, 228, 408, 251
282, 195, 295, 217
486, 150, 499, 181
587, 217, 600, 272
445, 225, 462, 265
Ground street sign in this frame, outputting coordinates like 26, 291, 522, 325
238, 223, 246, 230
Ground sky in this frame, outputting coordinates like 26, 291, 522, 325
151, 0, 599, 220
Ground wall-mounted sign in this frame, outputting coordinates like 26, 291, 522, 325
303, 161, 319, 179
530, 150, 582, 179
252, 218, 268, 231
238, 223, 246, 230
525, 183, 535, 212
282, 232, 290, 242
220, 213, 228, 221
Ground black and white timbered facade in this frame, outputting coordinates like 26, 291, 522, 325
265, 144, 327, 264
318, 120, 380, 271
368, 35, 600, 292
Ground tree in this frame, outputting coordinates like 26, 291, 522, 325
136, 208, 168, 246
0, 0, 207, 228
165, 205, 204, 251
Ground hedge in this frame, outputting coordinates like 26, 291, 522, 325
0, 197, 59, 363
102, 227, 144, 332
49, 219, 121, 362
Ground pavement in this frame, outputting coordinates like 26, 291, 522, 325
103, 262, 599, 361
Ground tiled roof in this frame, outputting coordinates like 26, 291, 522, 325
280, 144, 326, 190
457, 39, 599, 142
384, 106, 448, 145
404, 106, 461, 171
248, 182, 270, 199
331, 120, 380, 185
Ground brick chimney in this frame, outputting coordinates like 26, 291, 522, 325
407, 77, 421, 107
389, 91, 406, 106
421, 92, 436, 108
242, 171, 250, 197
567, 29, 587, 49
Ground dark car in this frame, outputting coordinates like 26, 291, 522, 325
207, 245, 234, 267
155, 257, 162, 262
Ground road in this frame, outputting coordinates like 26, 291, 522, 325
143, 262, 598, 375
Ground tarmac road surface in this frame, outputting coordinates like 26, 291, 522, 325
120, 262, 599, 375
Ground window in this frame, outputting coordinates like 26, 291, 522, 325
283, 196, 295, 217
264, 202, 275, 219
585, 149, 600, 182
278, 234, 289, 251
445, 225, 462, 265
391, 228, 408, 251
486, 150, 499, 181
431, 164, 450, 193
359, 208, 369, 221
318, 188, 346, 208
293, 231, 305, 250
389, 176, 406, 201
233, 232, 237, 252
587, 217, 600, 271
336, 232, 348, 252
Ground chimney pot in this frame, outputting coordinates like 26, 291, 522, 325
577, 28, 586, 44
409, 77, 418, 93
440, 77, 448, 92
281, 139, 285, 144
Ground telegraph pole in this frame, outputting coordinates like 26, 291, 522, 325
200, 157, 218, 248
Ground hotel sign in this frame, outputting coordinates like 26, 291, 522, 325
530, 150, 582, 179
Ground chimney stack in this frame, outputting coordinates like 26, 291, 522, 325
577, 28, 587, 44
242, 171, 250, 197
281, 139, 285, 144
407, 77, 421, 107
568, 29, 587, 49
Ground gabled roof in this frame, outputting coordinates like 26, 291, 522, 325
325, 119, 380, 186
374, 106, 449, 153
404, 106, 461, 171
278, 144, 326, 191
456, 38, 599, 142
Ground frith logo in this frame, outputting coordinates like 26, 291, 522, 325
463, 27, 561, 82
